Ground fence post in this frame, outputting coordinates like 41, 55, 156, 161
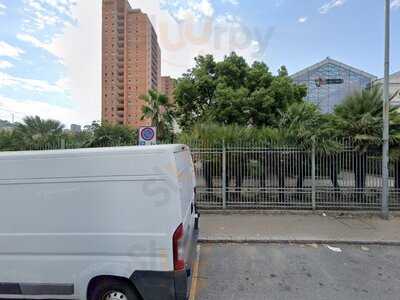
311, 140, 316, 210
222, 140, 227, 210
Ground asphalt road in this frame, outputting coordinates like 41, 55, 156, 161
196, 244, 400, 300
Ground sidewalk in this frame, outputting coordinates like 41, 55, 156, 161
199, 212, 400, 245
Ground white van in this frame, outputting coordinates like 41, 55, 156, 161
0, 145, 199, 300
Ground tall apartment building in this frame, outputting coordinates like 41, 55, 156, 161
160, 76, 176, 103
102, 0, 161, 127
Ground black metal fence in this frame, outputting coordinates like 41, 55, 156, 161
190, 141, 400, 211
2, 139, 399, 211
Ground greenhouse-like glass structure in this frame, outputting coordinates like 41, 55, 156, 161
291, 57, 377, 113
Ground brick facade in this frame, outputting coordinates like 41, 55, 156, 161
102, 0, 161, 127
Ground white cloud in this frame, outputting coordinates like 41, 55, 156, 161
17, 33, 54, 52
298, 16, 308, 23
392, 0, 400, 9
0, 95, 84, 126
221, 0, 239, 5
0, 60, 13, 69
36, 0, 102, 123
12, 0, 272, 125
0, 1, 6, 15
22, 0, 76, 32
0, 42, 25, 58
164, 0, 214, 21
134, 1, 271, 75
0, 72, 63, 93
196, 0, 214, 17
319, 0, 346, 14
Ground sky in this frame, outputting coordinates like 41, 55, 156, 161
0, 0, 399, 126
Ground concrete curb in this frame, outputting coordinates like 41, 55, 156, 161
199, 210, 400, 217
198, 238, 400, 246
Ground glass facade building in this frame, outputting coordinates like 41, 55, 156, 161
375, 71, 400, 108
291, 58, 377, 113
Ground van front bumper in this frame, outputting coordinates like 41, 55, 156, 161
130, 227, 199, 300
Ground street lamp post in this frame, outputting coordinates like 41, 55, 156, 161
382, 0, 390, 219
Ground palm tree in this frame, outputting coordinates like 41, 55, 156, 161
14, 116, 65, 150
141, 90, 175, 141
279, 102, 337, 150
279, 102, 340, 191
333, 86, 400, 191
0, 130, 17, 151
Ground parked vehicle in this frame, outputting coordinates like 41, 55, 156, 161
0, 145, 199, 300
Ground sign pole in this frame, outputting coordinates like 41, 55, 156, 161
382, 0, 390, 219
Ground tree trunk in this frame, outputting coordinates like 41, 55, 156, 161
260, 154, 267, 188
278, 153, 285, 202
354, 152, 367, 190
354, 152, 367, 202
395, 160, 400, 190
235, 154, 245, 191
330, 155, 339, 189
296, 153, 306, 190
395, 160, 400, 204
203, 160, 213, 189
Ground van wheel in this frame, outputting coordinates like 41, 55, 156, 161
89, 278, 140, 300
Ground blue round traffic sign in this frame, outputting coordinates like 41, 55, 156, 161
141, 127, 155, 141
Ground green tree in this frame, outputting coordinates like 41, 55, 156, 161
174, 52, 307, 130
174, 54, 217, 129
279, 102, 341, 189
279, 102, 337, 151
0, 130, 17, 151
141, 89, 175, 141
14, 116, 64, 150
277, 65, 289, 77
84, 121, 137, 147
333, 86, 400, 191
